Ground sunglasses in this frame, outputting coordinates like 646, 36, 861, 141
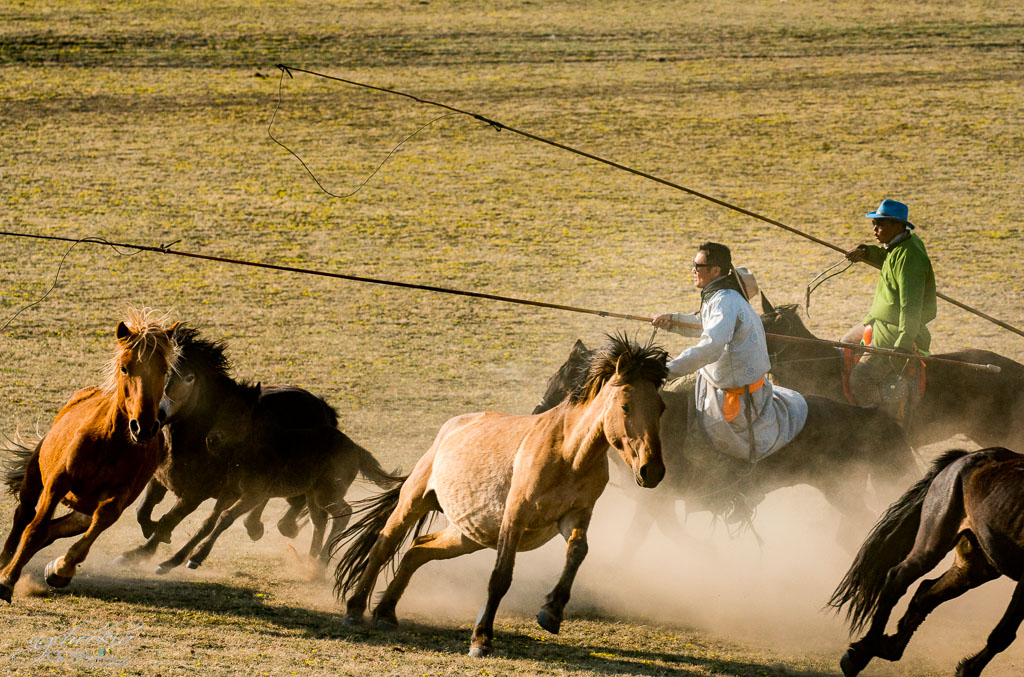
691, 262, 714, 271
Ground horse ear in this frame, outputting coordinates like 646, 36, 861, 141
164, 321, 181, 337
115, 321, 132, 344
571, 339, 588, 355
760, 291, 775, 314
614, 353, 628, 376
255, 382, 262, 395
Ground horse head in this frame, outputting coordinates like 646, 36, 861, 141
159, 325, 231, 425
533, 339, 594, 414
585, 336, 669, 488
111, 312, 179, 444
206, 381, 261, 458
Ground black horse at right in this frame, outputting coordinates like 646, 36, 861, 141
831, 447, 1024, 677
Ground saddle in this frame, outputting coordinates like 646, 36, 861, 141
840, 325, 926, 410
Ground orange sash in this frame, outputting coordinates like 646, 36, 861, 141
722, 377, 765, 423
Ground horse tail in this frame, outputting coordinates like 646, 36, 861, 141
330, 479, 436, 600
1, 433, 43, 496
351, 440, 404, 489
828, 448, 971, 632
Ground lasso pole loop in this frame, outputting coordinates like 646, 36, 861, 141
273, 64, 1024, 341
0, 230, 1002, 374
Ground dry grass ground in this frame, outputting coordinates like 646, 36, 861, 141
1, 1, 1023, 674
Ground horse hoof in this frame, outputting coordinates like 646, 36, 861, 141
245, 523, 265, 542
840, 647, 869, 677
154, 563, 175, 576
374, 618, 399, 631
43, 560, 72, 589
537, 608, 562, 634
185, 559, 200, 570
341, 615, 363, 627
468, 644, 491, 658
277, 519, 300, 539
0, 583, 13, 603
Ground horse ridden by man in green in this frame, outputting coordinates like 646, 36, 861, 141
843, 199, 937, 421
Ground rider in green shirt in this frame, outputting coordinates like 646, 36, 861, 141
843, 199, 937, 414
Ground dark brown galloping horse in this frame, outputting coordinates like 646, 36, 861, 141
831, 447, 1024, 677
760, 297, 1024, 450
0, 309, 178, 601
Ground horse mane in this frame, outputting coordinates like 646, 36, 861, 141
101, 307, 178, 393
170, 324, 232, 381
569, 332, 669, 405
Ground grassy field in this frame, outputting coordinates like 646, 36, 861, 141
1, 1, 1023, 674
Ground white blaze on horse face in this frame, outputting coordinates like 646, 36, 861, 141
603, 379, 666, 488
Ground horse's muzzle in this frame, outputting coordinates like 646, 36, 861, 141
633, 456, 665, 488
129, 419, 160, 444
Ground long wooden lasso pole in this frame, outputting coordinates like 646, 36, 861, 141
272, 65, 1024, 342
0, 230, 1002, 373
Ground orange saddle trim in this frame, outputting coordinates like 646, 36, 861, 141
840, 325, 926, 406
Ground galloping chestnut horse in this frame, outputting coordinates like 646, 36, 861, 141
334, 335, 668, 657
760, 297, 1024, 450
830, 447, 1024, 677
0, 310, 178, 601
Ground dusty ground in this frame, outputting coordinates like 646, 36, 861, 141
1, 1, 1023, 674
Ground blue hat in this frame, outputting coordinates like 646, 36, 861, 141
865, 199, 914, 229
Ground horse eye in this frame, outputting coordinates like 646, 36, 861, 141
622, 403, 631, 414
184, 373, 195, 384
120, 365, 128, 374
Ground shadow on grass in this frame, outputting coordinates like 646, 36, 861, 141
47, 572, 839, 677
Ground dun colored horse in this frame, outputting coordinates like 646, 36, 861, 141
760, 297, 1024, 450
830, 447, 1024, 677
0, 310, 178, 601
153, 381, 400, 575
535, 338, 918, 550
114, 325, 317, 570
334, 335, 668, 657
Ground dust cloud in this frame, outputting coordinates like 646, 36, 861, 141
392, 473, 1024, 674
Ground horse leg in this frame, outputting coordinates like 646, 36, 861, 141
372, 525, 483, 628
277, 495, 306, 539
469, 520, 526, 657
37, 511, 93, 549
956, 577, 1024, 677
537, 508, 593, 635
304, 497, 329, 575
875, 533, 998, 663
0, 451, 44, 569
183, 493, 264, 569
135, 479, 167, 540
842, 484, 967, 677
242, 498, 270, 542
44, 496, 122, 588
313, 495, 352, 575
155, 490, 239, 574
0, 475, 68, 602
115, 495, 203, 567
343, 474, 435, 624
820, 482, 875, 554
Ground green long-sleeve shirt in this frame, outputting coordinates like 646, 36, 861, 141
860, 232, 936, 353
